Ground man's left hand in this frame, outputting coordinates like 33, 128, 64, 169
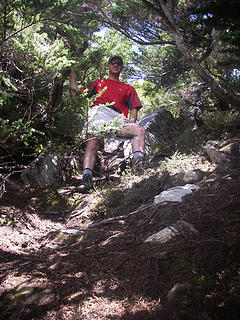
125, 118, 135, 123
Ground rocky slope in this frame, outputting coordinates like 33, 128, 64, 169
0, 134, 239, 320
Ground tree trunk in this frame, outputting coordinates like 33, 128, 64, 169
159, 0, 240, 108
46, 76, 64, 121
173, 30, 240, 108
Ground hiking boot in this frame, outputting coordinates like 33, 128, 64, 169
78, 174, 93, 192
131, 156, 144, 175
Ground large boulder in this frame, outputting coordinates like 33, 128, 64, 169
138, 107, 175, 151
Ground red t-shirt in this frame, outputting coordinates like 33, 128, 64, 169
88, 79, 142, 118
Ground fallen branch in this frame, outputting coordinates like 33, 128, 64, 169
0, 170, 24, 197
87, 203, 155, 229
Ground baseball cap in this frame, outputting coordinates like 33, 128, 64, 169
108, 55, 124, 65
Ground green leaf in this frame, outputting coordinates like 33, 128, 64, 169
1, 74, 18, 92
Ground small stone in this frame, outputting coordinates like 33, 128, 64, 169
145, 226, 179, 244
60, 229, 85, 235
204, 140, 229, 164
154, 184, 199, 204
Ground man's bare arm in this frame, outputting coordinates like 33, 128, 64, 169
127, 108, 138, 123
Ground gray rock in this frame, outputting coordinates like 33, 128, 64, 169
154, 184, 199, 205
21, 153, 78, 187
166, 282, 192, 304
138, 107, 175, 150
145, 226, 179, 244
204, 140, 229, 164
104, 137, 132, 158
104, 137, 127, 153
145, 220, 200, 245
60, 229, 85, 235
139, 107, 174, 130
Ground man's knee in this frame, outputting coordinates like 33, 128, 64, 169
136, 125, 145, 137
86, 138, 100, 152
140, 125, 145, 135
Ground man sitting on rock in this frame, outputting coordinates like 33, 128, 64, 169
70, 55, 145, 191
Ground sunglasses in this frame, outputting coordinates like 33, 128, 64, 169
109, 60, 123, 66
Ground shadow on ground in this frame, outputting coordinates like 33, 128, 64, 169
0, 165, 240, 320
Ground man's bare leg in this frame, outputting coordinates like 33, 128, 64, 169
119, 124, 145, 153
119, 123, 146, 174
79, 137, 100, 191
83, 137, 101, 170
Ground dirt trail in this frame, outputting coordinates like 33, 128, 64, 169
0, 161, 240, 320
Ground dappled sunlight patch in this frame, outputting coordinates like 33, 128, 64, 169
0, 276, 32, 295
161, 151, 215, 175
79, 296, 125, 318
78, 295, 157, 320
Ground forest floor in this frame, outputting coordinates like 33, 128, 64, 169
0, 148, 240, 320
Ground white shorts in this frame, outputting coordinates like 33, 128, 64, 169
86, 106, 127, 135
